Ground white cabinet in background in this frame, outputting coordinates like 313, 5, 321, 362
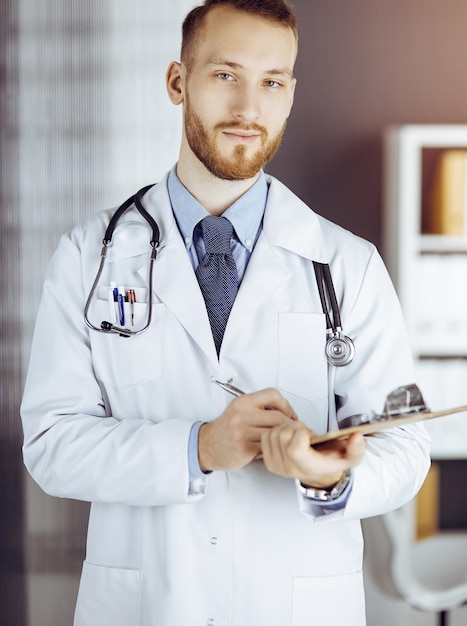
383, 124, 467, 459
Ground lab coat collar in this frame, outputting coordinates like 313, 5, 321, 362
262, 174, 329, 264
143, 172, 329, 265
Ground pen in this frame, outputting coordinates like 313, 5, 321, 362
108, 287, 117, 323
117, 286, 125, 326
127, 289, 136, 326
211, 379, 245, 397
112, 283, 119, 322
110, 282, 118, 322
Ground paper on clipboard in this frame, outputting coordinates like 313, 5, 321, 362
310, 404, 467, 446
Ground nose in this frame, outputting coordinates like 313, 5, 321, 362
230, 82, 260, 123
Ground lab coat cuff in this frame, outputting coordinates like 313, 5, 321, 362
188, 421, 209, 496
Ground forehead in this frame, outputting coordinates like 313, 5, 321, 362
192, 5, 297, 73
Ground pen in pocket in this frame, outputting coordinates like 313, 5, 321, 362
108, 282, 117, 323
127, 289, 136, 326
117, 286, 126, 325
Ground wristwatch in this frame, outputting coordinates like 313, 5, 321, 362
296, 469, 352, 502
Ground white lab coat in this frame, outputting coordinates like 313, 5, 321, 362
21, 172, 430, 626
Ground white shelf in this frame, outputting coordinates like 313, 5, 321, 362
383, 124, 467, 458
419, 235, 467, 254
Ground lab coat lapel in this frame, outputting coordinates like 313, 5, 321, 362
225, 233, 291, 335
261, 175, 328, 263
153, 235, 218, 363
139, 180, 218, 364
223, 176, 329, 348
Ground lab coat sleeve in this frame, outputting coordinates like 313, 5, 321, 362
21, 233, 207, 507
299, 245, 431, 522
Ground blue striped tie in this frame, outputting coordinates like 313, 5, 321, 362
196, 216, 238, 355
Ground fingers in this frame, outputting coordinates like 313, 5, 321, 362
227, 389, 297, 434
261, 421, 366, 487
344, 433, 366, 466
315, 433, 365, 465
246, 388, 298, 421
261, 421, 307, 476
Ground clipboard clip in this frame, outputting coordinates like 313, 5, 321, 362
339, 384, 428, 429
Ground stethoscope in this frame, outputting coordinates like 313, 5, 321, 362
84, 186, 356, 367
84, 184, 159, 338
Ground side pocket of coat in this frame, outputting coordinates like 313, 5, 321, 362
292, 571, 365, 626
74, 561, 142, 626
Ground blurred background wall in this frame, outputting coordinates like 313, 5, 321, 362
269, 0, 467, 248
1, 1, 466, 624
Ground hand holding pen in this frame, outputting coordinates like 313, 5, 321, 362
199, 380, 298, 473
212, 378, 365, 488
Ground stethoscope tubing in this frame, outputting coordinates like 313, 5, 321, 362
103, 184, 159, 246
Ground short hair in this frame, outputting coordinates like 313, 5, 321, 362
181, 0, 298, 71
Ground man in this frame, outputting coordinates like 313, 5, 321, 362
21, 1, 430, 625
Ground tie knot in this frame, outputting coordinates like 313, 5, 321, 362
200, 216, 234, 254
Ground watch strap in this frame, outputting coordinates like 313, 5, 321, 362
296, 468, 352, 502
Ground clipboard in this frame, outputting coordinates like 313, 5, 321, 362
310, 404, 467, 446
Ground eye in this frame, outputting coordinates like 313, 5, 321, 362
216, 72, 235, 81
263, 79, 282, 89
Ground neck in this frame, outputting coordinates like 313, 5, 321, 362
175, 146, 260, 216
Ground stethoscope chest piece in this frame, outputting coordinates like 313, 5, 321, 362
313, 260, 356, 367
325, 331, 355, 367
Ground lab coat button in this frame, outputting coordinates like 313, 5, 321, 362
207, 620, 215, 626
210, 536, 218, 545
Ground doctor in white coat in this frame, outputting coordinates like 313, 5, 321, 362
21, 1, 431, 625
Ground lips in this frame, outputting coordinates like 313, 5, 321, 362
222, 129, 262, 144
224, 130, 260, 137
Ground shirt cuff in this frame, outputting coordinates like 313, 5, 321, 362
187, 421, 210, 496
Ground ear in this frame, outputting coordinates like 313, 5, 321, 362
166, 61, 185, 105
286, 77, 297, 118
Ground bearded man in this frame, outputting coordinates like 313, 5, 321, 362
21, 2, 430, 625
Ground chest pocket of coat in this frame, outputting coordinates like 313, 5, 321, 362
278, 313, 327, 403
90, 292, 165, 390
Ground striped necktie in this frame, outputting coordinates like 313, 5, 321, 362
195, 216, 238, 355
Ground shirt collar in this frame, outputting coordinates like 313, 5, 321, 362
167, 166, 268, 252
